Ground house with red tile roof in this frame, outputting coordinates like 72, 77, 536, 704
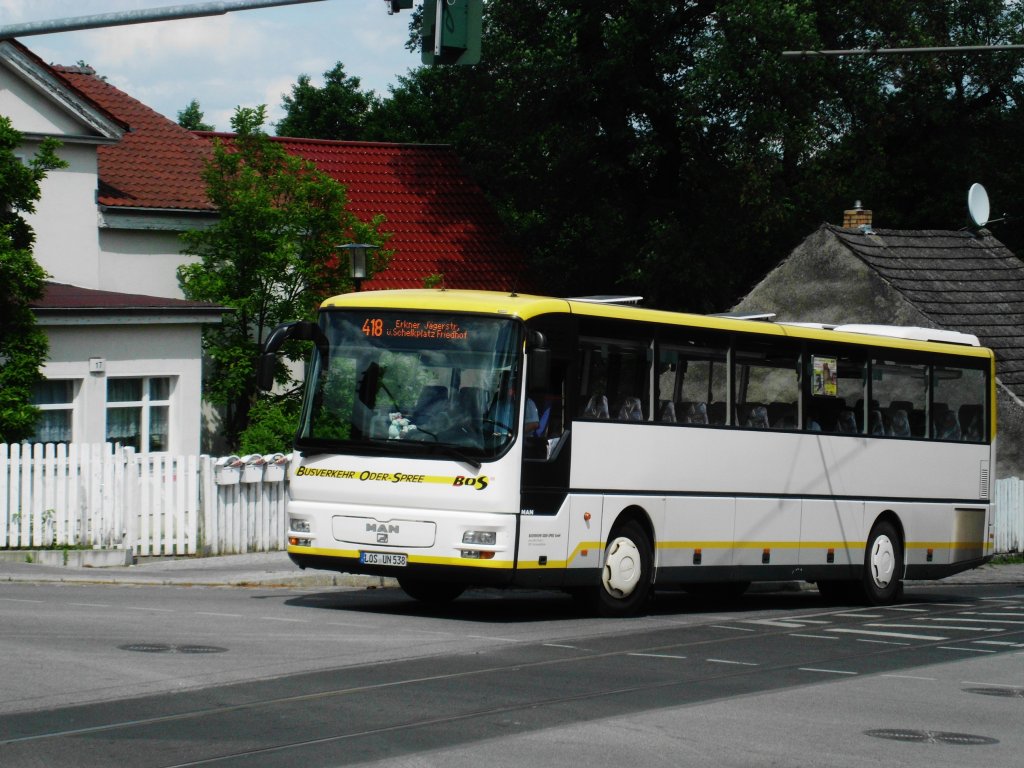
1, 38, 525, 453
1, 39, 218, 454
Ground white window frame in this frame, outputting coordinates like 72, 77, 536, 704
105, 376, 174, 453
27, 378, 80, 444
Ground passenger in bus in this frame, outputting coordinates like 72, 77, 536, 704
618, 396, 643, 421
582, 394, 609, 419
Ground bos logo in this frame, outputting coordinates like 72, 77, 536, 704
453, 475, 489, 490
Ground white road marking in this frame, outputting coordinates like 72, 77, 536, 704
867, 622, 1002, 632
827, 628, 946, 641
628, 653, 688, 659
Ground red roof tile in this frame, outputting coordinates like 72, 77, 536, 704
52, 66, 214, 212
203, 134, 527, 291
44, 63, 526, 292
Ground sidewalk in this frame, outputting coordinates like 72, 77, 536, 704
0, 550, 389, 589
0, 549, 1021, 589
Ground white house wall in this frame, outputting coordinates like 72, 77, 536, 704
41, 322, 203, 455
26, 140, 103, 288
98, 228, 198, 300
0, 63, 92, 136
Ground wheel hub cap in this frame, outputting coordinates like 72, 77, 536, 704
870, 534, 895, 588
603, 536, 641, 597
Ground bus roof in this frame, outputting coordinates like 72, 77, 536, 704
319, 289, 994, 360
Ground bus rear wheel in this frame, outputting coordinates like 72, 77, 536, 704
859, 520, 904, 605
591, 520, 653, 617
398, 577, 465, 605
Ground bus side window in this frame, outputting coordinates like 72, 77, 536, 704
578, 335, 649, 422
933, 365, 987, 443
871, 358, 926, 438
658, 337, 727, 428
736, 341, 800, 431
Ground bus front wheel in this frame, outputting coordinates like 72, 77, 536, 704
859, 520, 904, 605
592, 520, 653, 617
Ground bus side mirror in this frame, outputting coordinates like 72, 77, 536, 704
256, 353, 277, 391
257, 320, 327, 391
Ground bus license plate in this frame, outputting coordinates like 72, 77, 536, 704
360, 551, 407, 567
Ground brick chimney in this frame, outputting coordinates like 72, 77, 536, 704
843, 200, 873, 229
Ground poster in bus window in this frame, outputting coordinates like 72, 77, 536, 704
812, 356, 838, 397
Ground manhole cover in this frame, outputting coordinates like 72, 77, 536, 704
964, 686, 1024, 699
865, 729, 998, 746
119, 643, 227, 654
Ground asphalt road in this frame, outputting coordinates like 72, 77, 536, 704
1, 581, 1021, 767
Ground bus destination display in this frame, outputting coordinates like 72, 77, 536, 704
362, 317, 468, 341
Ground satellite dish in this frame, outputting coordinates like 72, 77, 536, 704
967, 183, 990, 228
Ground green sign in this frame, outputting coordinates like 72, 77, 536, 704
421, 0, 482, 65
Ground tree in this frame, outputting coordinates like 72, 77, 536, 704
178, 106, 390, 450
0, 116, 66, 442
177, 99, 214, 131
364, 1, 1024, 311
276, 63, 380, 139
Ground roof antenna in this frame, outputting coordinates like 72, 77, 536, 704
966, 183, 1014, 230
967, 183, 990, 229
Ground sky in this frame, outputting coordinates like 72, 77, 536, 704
1, 0, 424, 131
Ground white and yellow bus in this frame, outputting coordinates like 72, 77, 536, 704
259, 289, 995, 615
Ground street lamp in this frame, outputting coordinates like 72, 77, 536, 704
337, 243, 378, 292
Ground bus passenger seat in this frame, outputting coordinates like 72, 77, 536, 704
414, 385, 448, 421
707, 402, 726, 425
770, 403, 796, 429
659, 400, 677, 423
889, 409, 911, 437
933, 409, 961, 440
583, 394, 609, 419
836, 409, 858, 433
747, 405, 770, 429
869, 410, 886, 435
959, 404, 983, 442
618, 396, 643, 421
685, 402, 709, 424
458, 387, 489, 421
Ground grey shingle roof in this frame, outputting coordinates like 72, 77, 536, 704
828, 224, 1024, 397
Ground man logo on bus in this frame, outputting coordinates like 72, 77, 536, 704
453, 475, 489, 490
367, 523, 400, 534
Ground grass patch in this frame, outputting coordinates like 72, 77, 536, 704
991, 553, 1023, 565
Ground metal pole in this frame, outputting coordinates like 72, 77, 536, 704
783, 44, 1024, 58
0, 0, 328, 40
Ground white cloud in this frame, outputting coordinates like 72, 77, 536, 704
6, 1, 423, 131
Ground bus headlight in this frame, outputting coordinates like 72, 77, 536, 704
462, 531, 496, 546
290, 519, 311, 533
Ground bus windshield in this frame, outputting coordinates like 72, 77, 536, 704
296, 310, 523, 461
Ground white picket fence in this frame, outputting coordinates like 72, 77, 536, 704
994, 477, 1024, 554
0, 443, 288, 556
2, 442, 1023, 558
